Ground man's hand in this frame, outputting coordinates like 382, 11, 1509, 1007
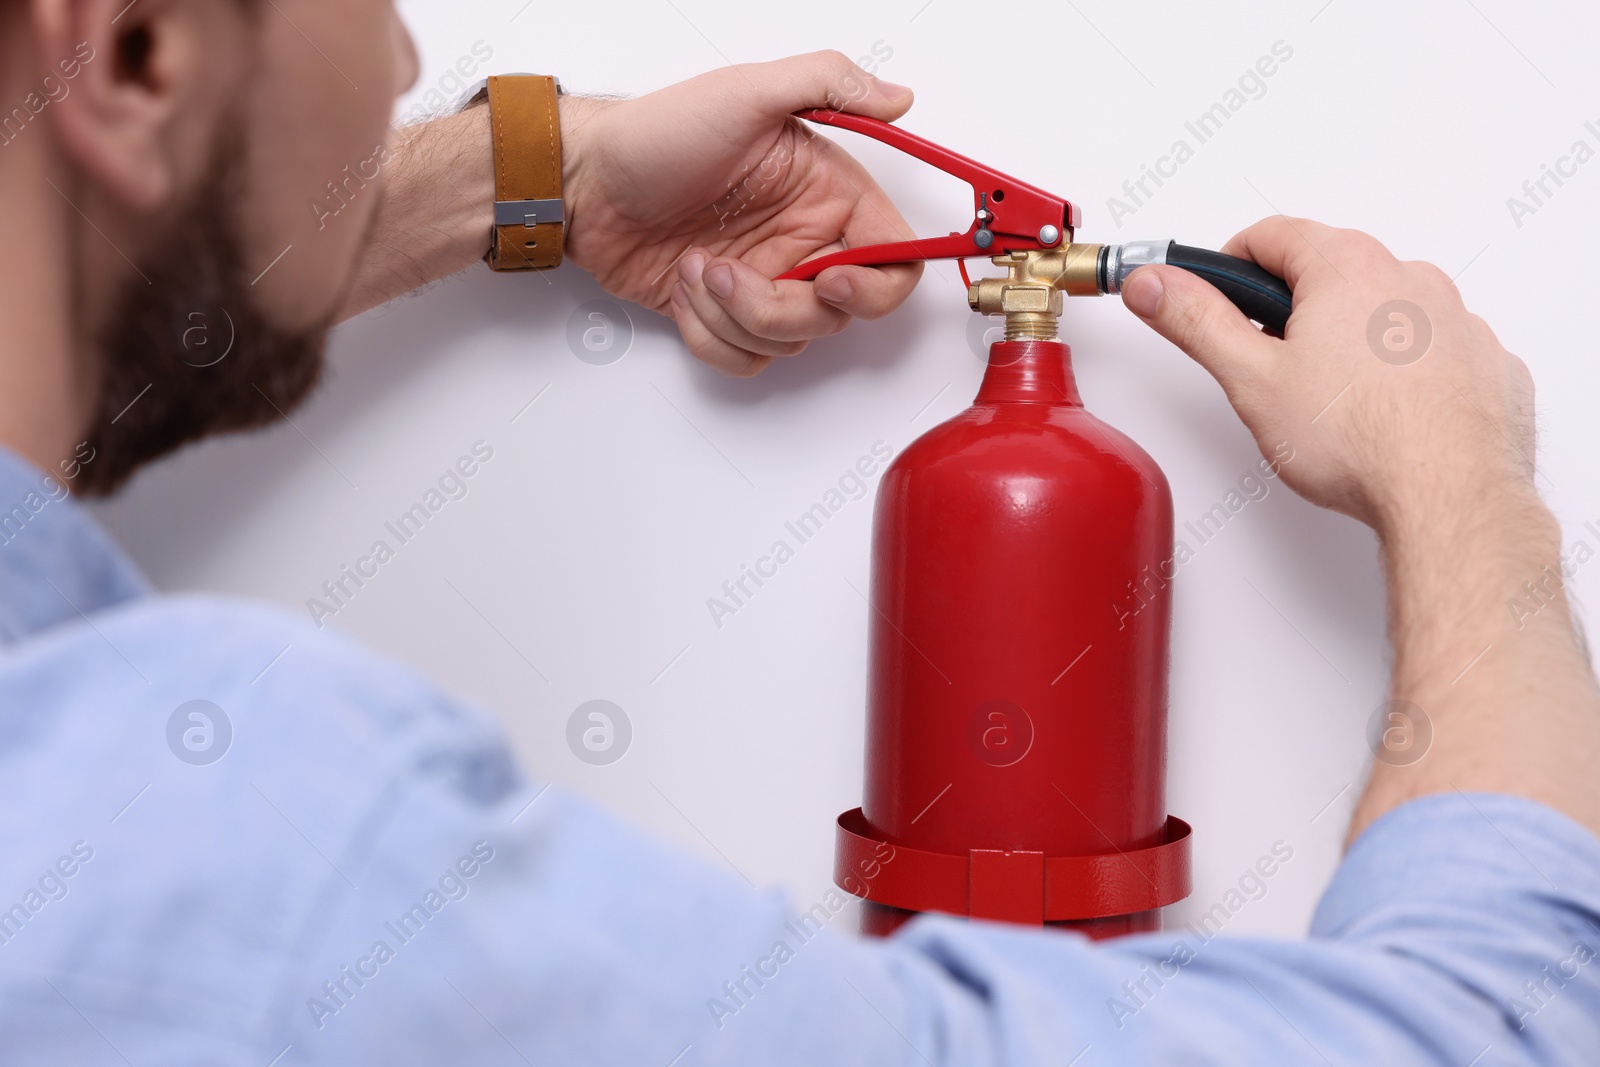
1120, 218, 1600, 846
1121, 219, 1535, 538
343, 52, 921, 377
559, 51, 922, 377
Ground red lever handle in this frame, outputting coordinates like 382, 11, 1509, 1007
776, 109, 1080, 282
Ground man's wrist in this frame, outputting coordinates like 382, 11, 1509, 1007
1381, 478, 1554, 575
1372, 463, 1541, 548
1380, 481, 1563, 679
555, 93, 612, 265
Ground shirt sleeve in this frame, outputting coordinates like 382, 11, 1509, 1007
885, 792, 1600, 1066
41, 598, 1591, 1067
282, 730, 1600, 1067
11, 530, 1599, 1064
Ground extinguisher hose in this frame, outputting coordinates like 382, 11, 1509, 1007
1102, 240, 1294, 337
1166, 243, 1293, 336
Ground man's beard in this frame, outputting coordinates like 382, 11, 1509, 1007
76, 136, 336, 497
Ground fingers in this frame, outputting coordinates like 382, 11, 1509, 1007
668, 243, 924, 376
744, 49, 914, 123
812, 262, 924, 321
669, 282, 774, 378
809, 140, 925, 320
1218, 216, 1336, 289
1121, 264, 1277, 389
1220, 216, 1396, 291
644, 51, 926, 376
679, 251, 844, 350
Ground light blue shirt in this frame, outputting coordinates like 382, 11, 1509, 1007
0, 443, 1597, 1066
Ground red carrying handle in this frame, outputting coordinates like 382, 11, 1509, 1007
775, 109, 1081, 282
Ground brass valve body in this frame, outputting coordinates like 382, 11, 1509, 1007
967, 244, 1105, 341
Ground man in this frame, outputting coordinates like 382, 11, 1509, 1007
0, 1, 1595, 1065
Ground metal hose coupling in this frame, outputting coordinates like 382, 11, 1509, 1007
1102, 241, 1294, 334
1098, 241, 1170, 294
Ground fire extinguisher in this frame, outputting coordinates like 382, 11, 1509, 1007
778, 110, 1293, 939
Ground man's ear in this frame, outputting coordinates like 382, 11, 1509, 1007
32, 0, 214, 211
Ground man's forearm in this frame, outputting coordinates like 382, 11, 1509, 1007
337, 106, 497, 320
340, 93, 610, 320
1351, 485, 1600, 842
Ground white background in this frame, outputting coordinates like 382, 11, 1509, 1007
93, 0, 1600, 937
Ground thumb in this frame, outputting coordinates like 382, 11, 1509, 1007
751, 50, 914, 122
1121, 264, 1275, 386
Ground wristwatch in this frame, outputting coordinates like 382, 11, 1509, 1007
460, 74, 566, 272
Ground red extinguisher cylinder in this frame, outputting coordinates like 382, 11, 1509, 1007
836, 339, 1192, 939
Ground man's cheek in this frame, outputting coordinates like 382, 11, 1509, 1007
241, 2, 404, 326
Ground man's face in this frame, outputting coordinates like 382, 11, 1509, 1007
237, 0, 418, 332
77, 0, 418, 493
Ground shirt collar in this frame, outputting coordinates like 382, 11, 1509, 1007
0, 445, 151, 645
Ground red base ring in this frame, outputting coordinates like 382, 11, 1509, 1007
834, 808, 1192, 926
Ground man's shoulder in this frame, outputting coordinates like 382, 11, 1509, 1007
11, 590, 488, 738
93, 590, 428, 691
0, 592, 528, 1034
0, 590, 521, 841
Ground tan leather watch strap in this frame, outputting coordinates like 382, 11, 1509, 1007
485, 74, 564, 272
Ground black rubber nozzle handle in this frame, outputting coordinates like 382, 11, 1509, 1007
1165, 243, 1293, 337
